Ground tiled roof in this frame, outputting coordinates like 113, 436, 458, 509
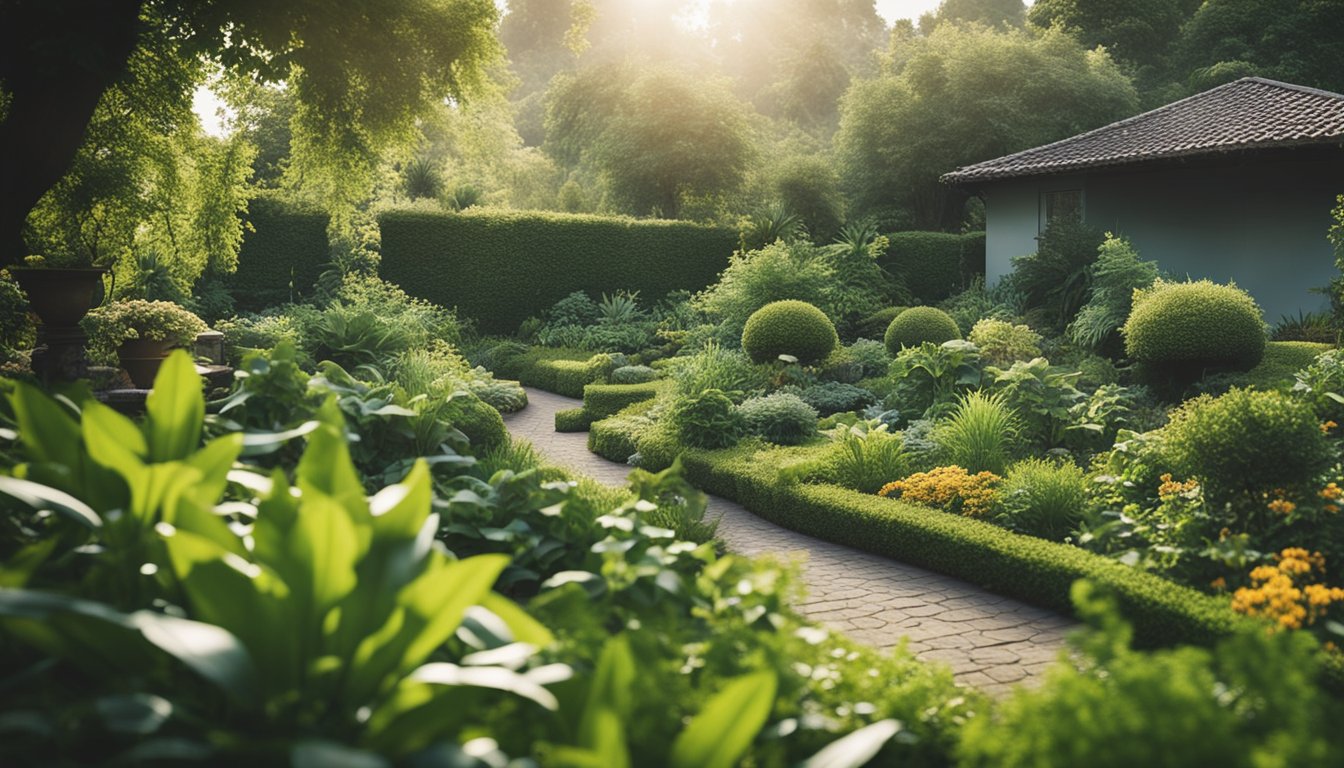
943, 77, 1344, 184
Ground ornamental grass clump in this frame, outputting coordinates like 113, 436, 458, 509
741, 299, 838, 365
1122, 278, 1267, 373
933, 390, 1020, 474
878, 466, 1001, 518
884, 306, 961, 354
997, 458, 1088, 541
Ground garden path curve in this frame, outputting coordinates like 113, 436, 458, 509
504, 388, 1077, 697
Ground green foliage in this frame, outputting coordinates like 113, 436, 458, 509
227, 193, 330, 312
959, 582, 1340, 768
378, 208, 735, 334
1009, 219, 1104, 332
987, 358, 1085, 448
879, 232, 985, 303
670, 342, 769, 402
1164, 387, 1332, 508
838, 24, 1137, 228
1272, 310, 1337, 344
1028, 0, 1197, 72
0, 272, 34, 357
738, 202, 805, 252
737, 392, 819, 446
81, 299, 207, 364
1293, 348, 1344, 423
694, 240, 836, 346
856, 307, 906, 341
773, 155, 845, 242
611, 364, 658, 384
968, 319, 1041, 367
1069, 233, 1160, 353
741, 300, 839, 365
671, 389, 744, 449
1123, 279, 1267, 373
935, 390, 1020, 474
797, 381, 878, 417
547, 290, 603, 328
845, 338, 891, 379
887, 340, 985, 419
402, 157, 443, 200
805, 420, 910, 494
1177, 0, 1344, 94
884, 307, 962, 354
997, 458, 1088, 541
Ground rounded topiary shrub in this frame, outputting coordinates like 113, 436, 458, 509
1122, 279, 1266, 371
736, 392, 818, 445
884, 307, 961, 354
670, 389, 745, 449
1164, 388, 1332, 507
741, 300, 838, 365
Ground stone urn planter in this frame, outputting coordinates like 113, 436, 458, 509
116, 338, 178, 388
82, 299, 207, 389
10, 267, 108, 327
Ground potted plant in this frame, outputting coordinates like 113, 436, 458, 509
82, 300, 207, 387
10, 253, 111, 328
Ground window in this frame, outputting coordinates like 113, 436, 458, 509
1040, 189, 1083, 231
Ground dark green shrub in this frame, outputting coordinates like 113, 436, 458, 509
997, 458, 1088, 541
798, 381, 877, 416
554, 407, 592, 432
855, 306, 906, 341
1069, 234, 1160, 353
611, 364, 658, 384
1164, 388, 1332, 507
741, 300, 838, 365
446, 392, 508, 451
736, 392, 819, 445
1123, 279, 1267, 372
230, 193, 330, 311
545, 290, 602, 327
1009, 219, 1104, 332
670, 389, 744, 449
845, 338, 891, 379
378, 209, 735, 334
582, 381, 664, 421
879, 231, 984, 302
883, 307, 961, 353
695, 241, 836, 346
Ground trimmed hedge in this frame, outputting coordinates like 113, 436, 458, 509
741, 300, 838, 364
379, 209, 737, 334
231, 194, 330, 311
1123, 279, 1267, 371
880, 232, 986, 303
555, 381, 666, 432
493, 348, 614, 398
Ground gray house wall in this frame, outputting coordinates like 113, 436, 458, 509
980, 150, 1344, 321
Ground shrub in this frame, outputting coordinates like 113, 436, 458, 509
797, 381, 877, 416
671, 341, 769, 401
692, 239, 835, 344
671, 389, 744, 449
1069, 234, 1161, 353
809, 422, 910, 494
1293, 348, 1344, 423
741, 300, 839, 365
987, 357, 1085, 448
545, 290, 602, 327
1273, 310, 1338, 344
886, 340, 984, 419
1123, 279, 1267, 372
611, 364, 659, 384
1163, 388, 1332, 508
445, 391, 508, 451
229, 193, 330, 311
968, 319, 1042, 366
934, 390, 1019, 474
737, 392, 819, 445
378, 208, 736, 334
846, 338, 891, 379
879, 466, 1002, 518
855, 307, 907, 340
997, 458, 1088, 541
884, 307, 961, 353
1009, 219, 1104, 331
878, 231, 984, 302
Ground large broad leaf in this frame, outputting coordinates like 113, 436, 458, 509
145, 351, 205, 463
293, 493, 361, 617
479, 593, 555, 648
296, 420, 367, 521
9, 382, 82, 469
367, 460, 431, 540
0, 475, 101, 530
801, 719, 903, 768
669, 671, 777, 768
183, 434, 244, 508
81, 401, 148, 478
578, 635, 636, 750
411, 662, 558, 711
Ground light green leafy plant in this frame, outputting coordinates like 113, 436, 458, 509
81, 299, 207, 364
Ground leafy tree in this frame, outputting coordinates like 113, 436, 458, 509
927, 0, 1027, 30
1176, 0, 1344, 94
837, 25, 1137, 230
0, 0, 501, 266
545, 65, 752, 218
1028, 0, 1201, 75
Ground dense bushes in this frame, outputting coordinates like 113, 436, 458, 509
737, 392, 819, 445
230, 193, 330, 311
879, 231, 986, 302
884, 307, 962, 353
741, 300, 838, 364
1123, 279, 1267, 372
379, 209, 736, 333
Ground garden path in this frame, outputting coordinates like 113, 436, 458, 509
504, 388, 1077, 697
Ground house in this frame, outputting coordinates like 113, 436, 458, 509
943, 77, 1344, 322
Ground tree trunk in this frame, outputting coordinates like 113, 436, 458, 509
0, 0, 143, 267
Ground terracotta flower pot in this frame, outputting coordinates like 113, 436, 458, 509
117, 338, 176, 388
10, 267, 108, 327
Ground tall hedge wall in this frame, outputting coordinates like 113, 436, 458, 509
378, 209, 737, 334
881, 231, 986, 303
230, 194, 330, 311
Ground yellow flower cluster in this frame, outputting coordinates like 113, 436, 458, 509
1156, 473, 1199, 499
1322, 420, 1338, 435
1321, 482, 1343, 513
879, 466, 1001, 518
1231, 548, 1344, 630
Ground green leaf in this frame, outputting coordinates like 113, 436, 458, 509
294, 494, 361, 615
801, 719, 903, 768
579, 635, 636, 749
81, 401, 148, 475
411, 662, 559, 710
367, 460, 432, 540
480, 593, 555, 648
0, 476, 101, 529
291, 740, 389, 768
130, 609, 258, 705
145, 350, 205, 463
184, 435, 244, 507
296, 422, 366, 521
669, 671, 777, 768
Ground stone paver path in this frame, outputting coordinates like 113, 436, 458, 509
504, 388, 1076, 696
